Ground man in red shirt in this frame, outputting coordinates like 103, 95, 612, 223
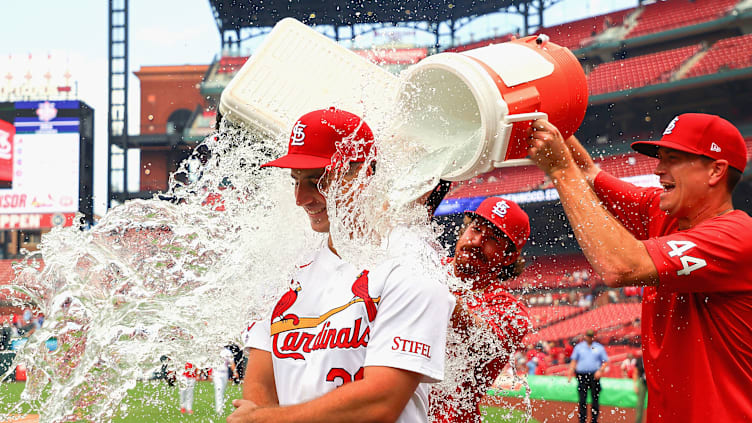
435, 196, 532, 423
527, 113, 752, 422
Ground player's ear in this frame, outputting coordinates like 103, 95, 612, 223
708, 159, 728, 187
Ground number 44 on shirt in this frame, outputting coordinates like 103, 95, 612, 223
666, 240, 707, 276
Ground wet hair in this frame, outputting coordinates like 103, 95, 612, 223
457, 215, 525, 281
426, 180, 452, 216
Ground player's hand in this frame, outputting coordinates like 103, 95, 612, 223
227, 399, 262, 423
527, 119, 574, 176
594, 370, 602, 380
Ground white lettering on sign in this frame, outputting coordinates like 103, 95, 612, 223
0, 214, 42, 229
0, 194, 27, 208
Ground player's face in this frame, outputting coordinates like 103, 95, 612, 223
454, 218, 515, 285
292, 168, 331, 233
654, 147, 714, 218
291, 164, 364, 233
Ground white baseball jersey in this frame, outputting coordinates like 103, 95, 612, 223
245, 233, 454, 423
215, 347, 234, 376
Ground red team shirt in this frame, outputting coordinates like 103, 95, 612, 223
594, 172, 752, 422
435, 260, 531, 423
460, 284, 530, 422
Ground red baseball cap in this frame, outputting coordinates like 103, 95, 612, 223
261, 107, 375, 169
631, 113, 748, 172
465, 197, 530, 251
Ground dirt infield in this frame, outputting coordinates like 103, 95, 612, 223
0, 415, 39, 423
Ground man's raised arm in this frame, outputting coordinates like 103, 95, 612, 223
526, 119, 658, 288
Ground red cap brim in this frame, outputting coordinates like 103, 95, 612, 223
630, 140, 705, 159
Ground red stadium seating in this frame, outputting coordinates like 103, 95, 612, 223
598, 324, 641, 343
626, 0, 738, 40
685, 33, 752, 79
0, 260, 18, 284
533, 9, 632, 50
0, 259, 42, 302
508, 254, 598, 290
444, 8, 632, 53
444, 152, 657, 201
527, 305, 585, 329
588, 44, 702, 96
445, 165, 546, 199
605, 345, 640, 358
524, 302, 641, 345
596, 152, 658, 178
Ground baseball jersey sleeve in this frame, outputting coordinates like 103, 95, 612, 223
243, 319, 271, 352
363, 264, 455, 383
642, 212, 752, 293
593, 171, 660, 240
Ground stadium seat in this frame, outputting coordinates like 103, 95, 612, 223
524, 302, 641, 345
626, 0, 738, 40
533, 8, 632, 50
588, 44, 702, 96
685, 33, 752, 79
527, 305, 586, 329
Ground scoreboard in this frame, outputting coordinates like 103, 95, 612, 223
0, 100, 93, 229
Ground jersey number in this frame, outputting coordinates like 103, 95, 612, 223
326, 367, 364, 387
666, 240, 707, 276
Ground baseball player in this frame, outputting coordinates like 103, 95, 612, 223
435, 196, 531, 423
213, 345, 239, 414
179, 362, 197, 415
527, 114, 752, 421
229, 107, 454, 423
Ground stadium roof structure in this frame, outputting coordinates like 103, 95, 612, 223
208, 0, 561, 49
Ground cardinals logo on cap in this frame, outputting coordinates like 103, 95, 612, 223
290, 121, 307, 146
492, 200, 510, 218
663, 116, 679, 135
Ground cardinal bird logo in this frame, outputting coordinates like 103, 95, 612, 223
351, 270, 378, 322
271, 280, 302, 325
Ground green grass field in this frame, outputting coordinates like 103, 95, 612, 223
0, 380, 243, 422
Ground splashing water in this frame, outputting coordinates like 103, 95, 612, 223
1, 83, 529, 422
0, 120, 320, 422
